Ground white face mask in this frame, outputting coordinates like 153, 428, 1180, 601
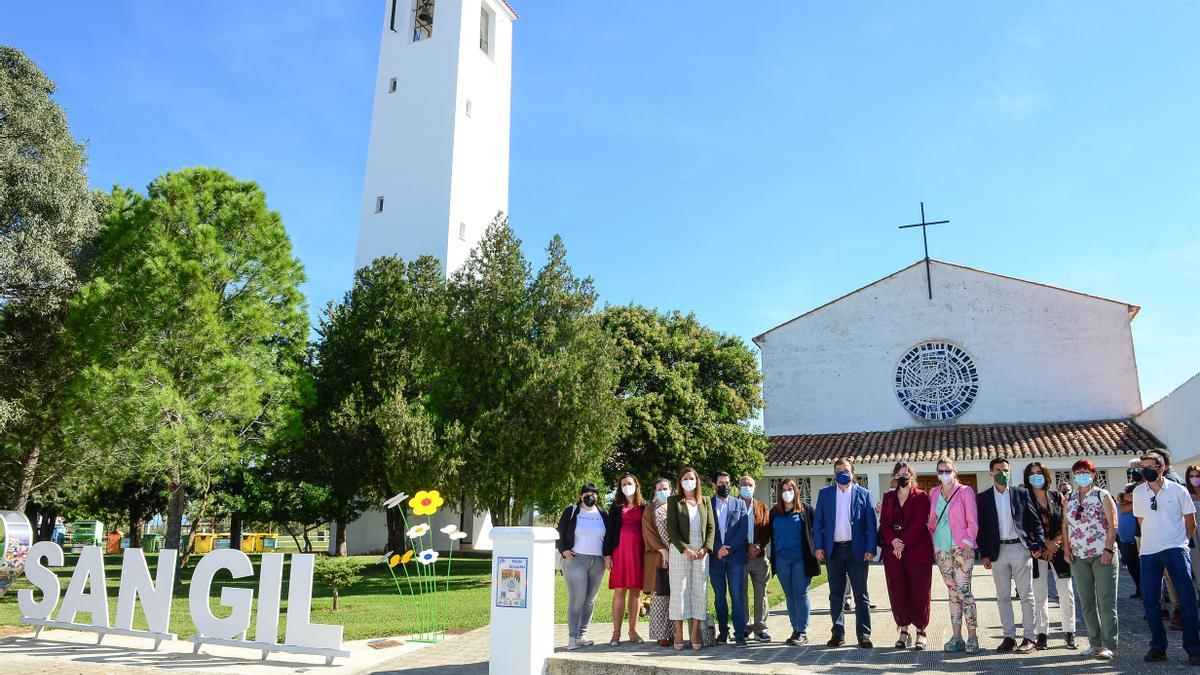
681, 479, 697, 492
938, 472, 954, 484
781, 490, 795, 503
621, 484, 636, 497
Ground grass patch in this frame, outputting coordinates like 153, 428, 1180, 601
0, 553, 826, 640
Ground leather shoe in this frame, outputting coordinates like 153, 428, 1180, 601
716, 631, 728, 644
858, 637, 873, 648
1189, 652, 1200, 666
827, 635, 845, 647
1035, 633, 1047, 650
996, 637, 1016, 653
735, 636, 747, 647
1014, 639, 1036, 654
1145, 648, 1167, 662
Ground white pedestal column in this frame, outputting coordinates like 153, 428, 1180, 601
488, 526, 559, 675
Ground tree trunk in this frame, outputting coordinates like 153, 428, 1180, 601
385, 506, 404, 553
10, 442, 40, 512
229, 513, 243, 553
332, 586, 340, 611
302, 526, 313, 553
334, 520, 347, 557
128, 509, 143, 548
165, 478, 186, 577
37, 510, 57, 543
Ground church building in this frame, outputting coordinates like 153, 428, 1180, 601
752, 258, 1167, 505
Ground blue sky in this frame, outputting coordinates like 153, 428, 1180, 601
5, 2, 1198, 406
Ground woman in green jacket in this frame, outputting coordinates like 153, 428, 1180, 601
666, 466, 716, 650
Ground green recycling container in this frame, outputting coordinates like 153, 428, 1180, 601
143, 533, 162, 553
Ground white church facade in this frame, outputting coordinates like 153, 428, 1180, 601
752, 259, 1168, 505
336, 0, 519, 555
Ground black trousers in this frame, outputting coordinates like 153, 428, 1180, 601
1119, 540, 1141, 593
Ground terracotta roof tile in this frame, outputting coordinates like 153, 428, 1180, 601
766, 419, 1163, 466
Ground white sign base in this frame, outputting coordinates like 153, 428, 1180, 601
189, 635, 351, 664
19, 616, 175, 649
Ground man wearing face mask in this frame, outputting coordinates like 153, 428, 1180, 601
1133, 452, 1200, 664
739, 475, 772, 642
709, 471, 750, 646
977, 457, 1044, 654
813, 457, 878, 648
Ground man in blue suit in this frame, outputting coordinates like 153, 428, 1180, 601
710, 471, 750, 646
813, 457, 878, 648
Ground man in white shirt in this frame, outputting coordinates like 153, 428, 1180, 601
1133, 452, 1200, 664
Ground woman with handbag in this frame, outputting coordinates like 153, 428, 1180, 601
667, 466, 715, 651
642, 478, 674, 647
1024, 461, 1077, 650
556, 483, 610, 650
769, 477, 820, 646
1063, 459, 1119, 660
927, 456, 980, 654
879, 461, 934, 651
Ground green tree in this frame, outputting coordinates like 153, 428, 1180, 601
63, 168, 308, 570
0, 46, 102, 510
598, 304, 768, 489
439, 218, 623, 525
313, 555, 361, 610
309, 255, 460, 553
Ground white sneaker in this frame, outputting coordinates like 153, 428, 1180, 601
1095, 648, 1114, 660
577, 638, 594, 647
1080, 646, 1095, 656
568, 637, 579, 650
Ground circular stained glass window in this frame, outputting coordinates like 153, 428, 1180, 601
894, 341, 979, 421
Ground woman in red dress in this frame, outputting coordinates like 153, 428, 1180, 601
604, 472, 646, 645
879, 460, 935, 650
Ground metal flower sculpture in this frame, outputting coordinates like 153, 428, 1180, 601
378, 488, 466, 643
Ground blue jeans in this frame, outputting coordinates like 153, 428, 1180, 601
827, 542, 871, 638
709, 556, 748, 637
1141, 547, 1200, 654
775, 554, 812, 632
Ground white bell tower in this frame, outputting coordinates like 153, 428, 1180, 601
355, 0, 517, 274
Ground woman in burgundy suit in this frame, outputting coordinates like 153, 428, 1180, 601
879, 461, 935, 650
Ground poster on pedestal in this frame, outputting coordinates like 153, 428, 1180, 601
494, 556, 527, 609
0, 511, 33, 598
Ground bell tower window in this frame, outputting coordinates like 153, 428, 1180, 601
413, 0, 435, 42
479, 6, 494, 55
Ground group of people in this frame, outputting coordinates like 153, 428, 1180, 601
554, 449, 1200, 664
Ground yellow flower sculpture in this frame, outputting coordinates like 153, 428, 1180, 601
411, 489, 444, 516
388, 554, 401, 568
400, 549, 414, 564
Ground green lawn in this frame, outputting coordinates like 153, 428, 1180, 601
0, 553, 826, 640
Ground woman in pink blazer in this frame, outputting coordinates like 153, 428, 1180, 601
927, 455, 980, 654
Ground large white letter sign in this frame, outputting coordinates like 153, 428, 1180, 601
17, 540, 63, 620
254, 552, 284, 644
55, 545, 109, 628
116, 547, 176, 636
189, 549, 254, 639
285, 553, 343, 650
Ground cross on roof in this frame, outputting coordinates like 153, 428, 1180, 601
898, 202, 950, 300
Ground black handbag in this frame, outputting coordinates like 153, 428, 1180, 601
655, 566, 670, 596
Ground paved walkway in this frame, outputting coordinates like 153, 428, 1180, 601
386, 563, 1197, 674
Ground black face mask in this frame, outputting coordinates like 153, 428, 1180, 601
1141, 467, 1160, 483
581, 494, 597, 507
896, 476, 910, 488
715, 485, 730, 498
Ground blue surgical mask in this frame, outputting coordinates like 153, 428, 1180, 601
739, 486, 754, 499
1074, 473, 1093, 488
655, 489, 670, 502
1029, 474, 1046, 489
836, 471, 852, 486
